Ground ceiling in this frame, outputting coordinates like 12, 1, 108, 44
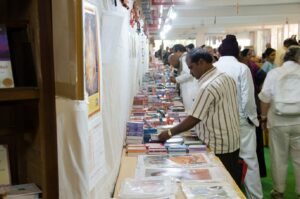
140, 0, 300, 39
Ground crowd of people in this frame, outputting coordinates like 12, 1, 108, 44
157, 36, 300, 199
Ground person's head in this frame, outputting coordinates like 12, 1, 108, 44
185, 43, 195, 52
240, 48, 252, 64
218, 34, 240, 59
186, 48, 214, 79
265, 42, 271, 49
203, 46, 214, 55
172, 44, 186, 57
168, 53, 180, 69
263, 48, 276, 63
283, 38, 299, 48
283, 45, 300, 64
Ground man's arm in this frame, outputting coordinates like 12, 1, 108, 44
241, 66, 259, 126
260, 101, 270, 130
158, 116, 200, 141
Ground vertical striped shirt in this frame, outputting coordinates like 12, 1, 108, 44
188, 67, 240, 154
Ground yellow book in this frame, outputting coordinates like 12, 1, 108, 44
0, 145, 10, 185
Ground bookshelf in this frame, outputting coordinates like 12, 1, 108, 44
0, 87, 39, 101
0, 0, 58, 198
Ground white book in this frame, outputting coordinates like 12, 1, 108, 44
0, 183, 41, 199
0, 145, 10, 185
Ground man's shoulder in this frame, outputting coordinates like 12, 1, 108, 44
208, 70, 235, 86
214, 56, 247, 70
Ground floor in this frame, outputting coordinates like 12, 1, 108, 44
260, 148, 297, 198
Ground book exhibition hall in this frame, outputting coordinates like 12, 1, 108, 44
0, 0, 300, 198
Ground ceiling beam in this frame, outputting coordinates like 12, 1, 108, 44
176, 3, 300, 18
180, 0, 300, 9
151, 0, 185, 6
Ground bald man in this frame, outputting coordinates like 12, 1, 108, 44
168, 53, 180, 76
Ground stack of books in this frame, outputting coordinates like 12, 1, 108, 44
126, 144, 147, 156
126, 121, 144, 144
131, 106, 146, 116
133, 95, 148, 106
165, 136, 184, 145
166, 144, 188, 155
188, 145, 207, 153
147, 144, 167, 155
143, 128, 157, 143
184, 140, 202, 146
147, 95, 160, 103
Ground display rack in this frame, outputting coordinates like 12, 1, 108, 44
0, 1, 58, 198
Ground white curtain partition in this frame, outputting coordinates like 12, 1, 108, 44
54, 0, 149, 198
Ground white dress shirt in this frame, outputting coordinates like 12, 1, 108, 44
259, 61, 300, 128
214, 56, 259, 126
176, 52, 197, 111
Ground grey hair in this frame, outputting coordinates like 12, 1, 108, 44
283, 45, 300, 63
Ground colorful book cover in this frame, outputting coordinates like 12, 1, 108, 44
0, 25, 14, 88
144, 168, 211, 182
139, 154, 211, 168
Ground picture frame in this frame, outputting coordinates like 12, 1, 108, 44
53, 0, 102, 105
52, 0, 84, 100
83, 1, 101, 117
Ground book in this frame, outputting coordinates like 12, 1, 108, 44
144, 168, 211, 182
181, 180, 241, 199
119, 177, 177, 199
138, 154, 212, 169
0, 183, 41, 199
0, 25, 14, 88
0, 145, 10, 185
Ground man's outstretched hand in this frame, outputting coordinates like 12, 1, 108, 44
158, 130, 171, 142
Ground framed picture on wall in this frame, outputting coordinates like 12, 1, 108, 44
83, 1, 101, 117
53, 0, 85, 99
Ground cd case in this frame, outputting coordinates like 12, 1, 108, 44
137, 153, 215, 168
119, 177, 177, 199
136, 167, 227, 182
181, 180, 241, 199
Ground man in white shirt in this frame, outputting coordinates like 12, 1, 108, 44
214, 35, 263, 199
170, 44, 196, 111
259, 46, 300, 199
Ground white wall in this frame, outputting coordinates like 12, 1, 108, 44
195, 24, 299, 57
53, 0, 149, 198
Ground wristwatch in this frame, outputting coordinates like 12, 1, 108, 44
167, 129, 172, 137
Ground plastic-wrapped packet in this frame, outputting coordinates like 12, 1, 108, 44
181, 180, 241, 199
136, 153, 217, 169
136, 166, 228, 183
119, 176, 177, 199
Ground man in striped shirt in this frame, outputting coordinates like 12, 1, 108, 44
158, 48, 241, 185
